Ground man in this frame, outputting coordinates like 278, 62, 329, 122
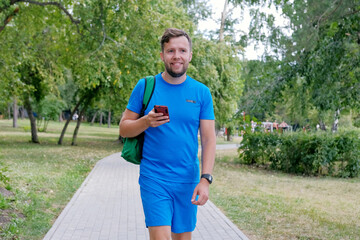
119, 28, 216, 240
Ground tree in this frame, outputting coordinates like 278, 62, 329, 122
36, 94, 66, 132
1, 0, 71, 142
303, 12, 360, 130
234, 0, 360, 129
180, 0, 212, 25
18, 62, 43, 143
189, 35, 243, 136
239, 59, 279, 121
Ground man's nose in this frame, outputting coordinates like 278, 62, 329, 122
173, 50, 180, 59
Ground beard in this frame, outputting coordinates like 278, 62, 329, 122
164, 62, 189, 78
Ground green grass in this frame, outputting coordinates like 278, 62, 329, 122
0, 119, 121, 239
215, 135, 242, 145
211, 151, 360, 240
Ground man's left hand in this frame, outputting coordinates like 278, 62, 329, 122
191, 178, 210, 206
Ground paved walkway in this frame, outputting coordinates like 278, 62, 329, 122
44, 151, 248, 240
215, 144, 240, 150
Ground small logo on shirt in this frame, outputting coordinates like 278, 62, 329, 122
186, 99, 196, 104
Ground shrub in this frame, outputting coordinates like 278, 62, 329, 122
238, 131, 360, 177
335, 132, 360, 177
353, 117, 360, 128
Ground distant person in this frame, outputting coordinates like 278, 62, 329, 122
273, 120, 278, 131
264, 120, 271, 132
251, 120, 256, 133
119, 28, 216, 240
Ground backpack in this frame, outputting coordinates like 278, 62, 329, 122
121, 76, 156, 164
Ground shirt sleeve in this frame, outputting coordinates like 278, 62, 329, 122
200, 87, 215, 120
126, 78, 146, 114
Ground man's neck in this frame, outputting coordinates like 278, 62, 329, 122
161, 72, 187, 85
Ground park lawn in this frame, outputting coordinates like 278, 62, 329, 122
215, 135, 242, 145
211, 149, 360, 240
0, 119, 121, 239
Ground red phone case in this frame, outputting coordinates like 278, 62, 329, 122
154, 105, 169, 118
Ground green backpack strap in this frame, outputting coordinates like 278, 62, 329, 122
140, 76, 156, 116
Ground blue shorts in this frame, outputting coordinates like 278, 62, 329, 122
139, 175, 198, 234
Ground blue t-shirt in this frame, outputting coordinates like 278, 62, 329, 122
126, 73, 215, 183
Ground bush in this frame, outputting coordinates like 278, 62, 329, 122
238, 131, 360, 177
353, 117, 360, 128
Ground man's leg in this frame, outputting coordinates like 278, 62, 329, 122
140, 176, 173, 240
171, 182, 198, 236
171, 231, 192, 240
149, 226, 171, 240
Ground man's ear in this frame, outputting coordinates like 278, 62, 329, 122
160, 51, 164, 61
189, 51, 193, 62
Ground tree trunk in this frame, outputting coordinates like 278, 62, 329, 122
331, 109, 340, 133
13, 97, 18, 128
72, 95, 94, 146
107, 110, 111, 128
319, 120, 327, 131
58, 95, 86, 145
20, 106, 25, 119
72, 107, 85, 146
99, 112, 103, 126
91, 110, 98, 125
226, 127, 232, 141
59, 111, 63, 122
43, 120, 49, 132
219, 0, 229, 42
60, 86, 101, 145
218, 0, 229, 82
23, 96, 39, 143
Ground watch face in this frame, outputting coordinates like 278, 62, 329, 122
208, 175, 213, 183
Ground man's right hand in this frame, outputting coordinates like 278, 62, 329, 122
146, 109, 170, 128
120, 108, 169, 138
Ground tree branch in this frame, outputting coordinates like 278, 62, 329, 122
316, 0, 344, 29
18, 0, 80, 24
341, 8, 360, 18
0, 7, 19, 33
105, 35, 121, 46
1, 0, 81, 33
89, 4, 106, 56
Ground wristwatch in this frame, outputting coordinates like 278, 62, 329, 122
201, 174, 213, 184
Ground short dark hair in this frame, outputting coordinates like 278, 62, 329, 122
161, 28, 192, 52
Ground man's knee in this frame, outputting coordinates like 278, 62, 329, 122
149, 226, 171, 240
171, 231, 192, 240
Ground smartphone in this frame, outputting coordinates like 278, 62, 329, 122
154, 105, 169, 119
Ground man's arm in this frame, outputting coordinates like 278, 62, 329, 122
191, 119, 216, 206
199, 119, 216, 175
119, 108, 169, 138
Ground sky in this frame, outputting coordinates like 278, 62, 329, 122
197, 0, 289, 60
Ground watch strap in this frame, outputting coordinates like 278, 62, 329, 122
201, 174, 213, 184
